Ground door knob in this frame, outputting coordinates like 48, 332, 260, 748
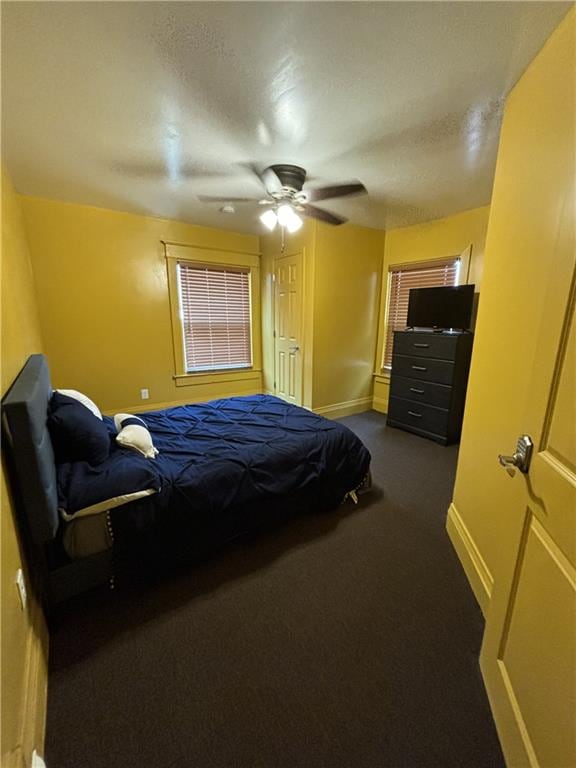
289, 345, 300, 353
498, 435, 533, 477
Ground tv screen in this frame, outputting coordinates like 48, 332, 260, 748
407, 285, 475, 330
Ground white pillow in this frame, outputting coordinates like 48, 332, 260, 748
57, 389, 102, 420
114, 413, 159, 459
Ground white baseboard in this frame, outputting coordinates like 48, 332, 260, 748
313, 396, 372, 419
446, 502, 493, 616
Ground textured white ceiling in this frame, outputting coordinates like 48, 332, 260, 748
2, 2, 570, 233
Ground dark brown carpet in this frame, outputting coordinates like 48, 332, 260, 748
45, 411, 505, 768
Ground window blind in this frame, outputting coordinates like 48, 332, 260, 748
178, 262, 252, 372
383, 258, 459, 369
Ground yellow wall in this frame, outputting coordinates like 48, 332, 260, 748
449, 10, 575, 607
372, 205, 490, 413
260, 220, 383, 415
312, 222, 384, 412
1, 168, 48, 768
21, 196, 261, 414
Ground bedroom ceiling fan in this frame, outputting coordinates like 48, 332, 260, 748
198, 164, 367, 230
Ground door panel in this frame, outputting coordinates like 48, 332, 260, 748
498, 513, 576, 768
528, 297, 576, 566
288, 290, 297, 339
288, 350, 296, 400
449, 13, 575, 767
274, 252, 303, 405
277, 350, 285, 396
277, 290, 286, 339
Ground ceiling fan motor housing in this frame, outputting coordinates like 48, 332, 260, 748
270, 164, 307, 192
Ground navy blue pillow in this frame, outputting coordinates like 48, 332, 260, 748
48, 392, 111, 466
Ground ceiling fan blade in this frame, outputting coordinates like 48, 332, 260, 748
197, 195, 258, 203
304, 181, 367, 203
302, 204, 347, 226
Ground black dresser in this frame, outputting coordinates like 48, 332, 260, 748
387, 330, 474, 445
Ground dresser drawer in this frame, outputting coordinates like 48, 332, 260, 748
389, 375, 452, 409
387, 397, 449, 437
393, 332, 459, 360
391, 355, 455, 385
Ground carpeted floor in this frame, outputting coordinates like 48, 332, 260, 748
46, 411, 505, 768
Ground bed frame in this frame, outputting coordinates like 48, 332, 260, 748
3, 355, 372, 613
2, 355, 113, 611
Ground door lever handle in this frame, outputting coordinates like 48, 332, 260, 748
498, 435, 533, 477
498, 453, 522, 477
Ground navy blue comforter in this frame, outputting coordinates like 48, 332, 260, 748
58, 395, 371, 553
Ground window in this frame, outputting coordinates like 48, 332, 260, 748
382, 258, 459, 369
177, 262, 252, 373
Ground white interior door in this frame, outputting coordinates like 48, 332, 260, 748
274, 252, 303, 405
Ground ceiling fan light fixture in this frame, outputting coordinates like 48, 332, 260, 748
260, 208, 278, 231
200, 164, 358, 230
276, 204, 293, 227
286, 212, 303, 233
277, 204, 303, 233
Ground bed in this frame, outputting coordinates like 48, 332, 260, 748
2, 355, 371, 609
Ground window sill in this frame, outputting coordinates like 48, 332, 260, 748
174, 369, 262, 387
373, 371, 391, 383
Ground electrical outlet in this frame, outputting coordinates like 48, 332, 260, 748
140, 388, 149, 400
15, 568, 27, 610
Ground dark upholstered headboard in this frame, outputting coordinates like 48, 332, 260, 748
3, 355, 114, 609
2, 354, 59, 547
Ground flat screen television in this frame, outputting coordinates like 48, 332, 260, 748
407, 284, 475, 330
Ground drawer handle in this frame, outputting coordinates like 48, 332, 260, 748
411, 365, 427, 371
409, 387, 425, 394
408, 410, 422, 418
413, 343, 429, 348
